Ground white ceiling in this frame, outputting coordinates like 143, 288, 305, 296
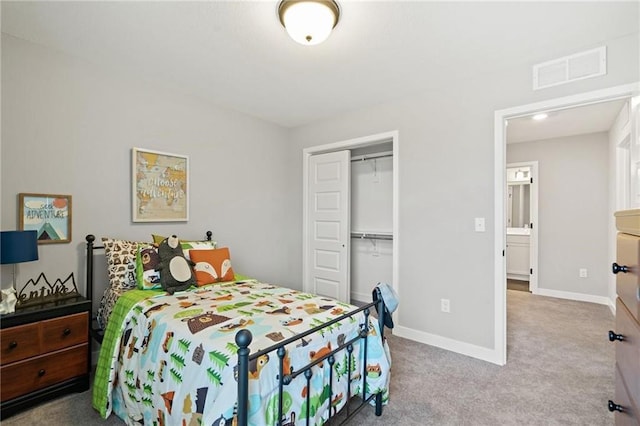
506, 98, 628, 144
1, 1, 638, 128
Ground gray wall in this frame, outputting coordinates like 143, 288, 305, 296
287, 34, 638, 351
1, 4, 638, 361
1, 35, 297, 298
508, 133, 610, 297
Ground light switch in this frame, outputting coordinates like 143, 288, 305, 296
475, 217, 485, 232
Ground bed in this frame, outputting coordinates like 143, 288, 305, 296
86, 233, 392, 425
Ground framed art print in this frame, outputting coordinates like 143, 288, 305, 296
19, 193, 72, 244
132, 147, 189, 222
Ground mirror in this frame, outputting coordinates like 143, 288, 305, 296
507, 166, 531, 229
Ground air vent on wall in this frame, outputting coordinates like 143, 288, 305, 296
533, 46, 606, 90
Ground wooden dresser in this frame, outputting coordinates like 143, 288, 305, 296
0, 296, 91, 419
611, 210, 640, 425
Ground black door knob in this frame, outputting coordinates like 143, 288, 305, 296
608, 400, 623, 412
612, 263, 629, 274
608, 330, 625, 342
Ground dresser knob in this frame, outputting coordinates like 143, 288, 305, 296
8, 341, 18, 349
612, 263, 629, 274
608, 330, 625, 342
608, 400, 623, 412
63, 328, 71, 336
38, 369, 46, 377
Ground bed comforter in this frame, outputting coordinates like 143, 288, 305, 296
93, 279, 390, 425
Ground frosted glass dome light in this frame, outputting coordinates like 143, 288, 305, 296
278, 0, 340, 46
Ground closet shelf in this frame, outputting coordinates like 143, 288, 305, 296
350, 232, 393, 241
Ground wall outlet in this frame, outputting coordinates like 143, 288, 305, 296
441, 298, 450, 313
579, 268, 588, 278
474, 217, 486, 232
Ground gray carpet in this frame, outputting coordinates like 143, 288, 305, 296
2, 290, 615, 425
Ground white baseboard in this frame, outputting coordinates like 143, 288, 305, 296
507, 273, 529, 281
533, 287, 611, 306
350, 290, 370, 304
393, 325, 503, 366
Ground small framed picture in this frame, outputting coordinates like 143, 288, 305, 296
18, 193, 72, 244
132, 147, 189, 222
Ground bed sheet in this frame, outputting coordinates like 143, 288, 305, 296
93, 280, 390, 425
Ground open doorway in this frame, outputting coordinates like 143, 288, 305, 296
493, 82, 639, 365
505, 161, 538, 294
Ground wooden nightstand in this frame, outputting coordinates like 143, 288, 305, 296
0, 296, 91, 419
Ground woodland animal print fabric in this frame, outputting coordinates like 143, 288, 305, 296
96, 280, 390, 425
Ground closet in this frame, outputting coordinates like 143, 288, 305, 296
303, 131, 397, 305
349, 144, 393, 302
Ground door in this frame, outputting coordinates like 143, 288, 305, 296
307, 150, 350, 302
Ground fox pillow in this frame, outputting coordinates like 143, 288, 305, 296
189, 247, 235, 286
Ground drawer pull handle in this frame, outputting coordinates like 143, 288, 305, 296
38, 369, 46, 377
608, 400, 623, 412
611, 263, 629, 274
8, 341, 18, 349
63, 328, 71, 336
608, 330, 625, 342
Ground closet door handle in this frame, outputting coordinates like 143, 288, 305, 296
608, 400, 623, 412
612, 263, 629, 274
608, 330, 625, 342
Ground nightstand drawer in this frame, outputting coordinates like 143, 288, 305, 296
0, 344, 88, 401
0, 323, 40, 365
41, 312, 88, 353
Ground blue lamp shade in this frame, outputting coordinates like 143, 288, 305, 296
1, 230, 39, 264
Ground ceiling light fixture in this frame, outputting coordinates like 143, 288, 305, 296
278, 0, 340, 46
532, 113, 548, 121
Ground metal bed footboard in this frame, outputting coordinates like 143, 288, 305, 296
235, 293, 388, 426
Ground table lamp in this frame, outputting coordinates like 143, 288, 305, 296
1, 230, 39, 313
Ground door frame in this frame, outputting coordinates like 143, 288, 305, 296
303, 130, 399, 309
506, 160, 539, 293
494, 82, 640, 365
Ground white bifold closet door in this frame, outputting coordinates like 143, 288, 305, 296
307, 151, 350, 302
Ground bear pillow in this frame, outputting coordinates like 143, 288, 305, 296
136, 243, 162, 290
189, 247, 235, 286
157, 235, 197, 295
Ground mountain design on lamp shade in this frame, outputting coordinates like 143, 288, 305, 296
37, 222, 61, 241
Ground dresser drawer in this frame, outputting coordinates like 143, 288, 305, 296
614, 364, 640, 426
615, 233, 640, 322
0, 344, 88, 401
0, 323, 40, 365
615, 298, 640, 411
41, 312, 88, 353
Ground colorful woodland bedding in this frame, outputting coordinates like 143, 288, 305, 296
92, 279, 391, 425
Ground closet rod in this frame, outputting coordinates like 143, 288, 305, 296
350, 232, 393, 241
350, 152, 393, 162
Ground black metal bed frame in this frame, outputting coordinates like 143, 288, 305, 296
85, 233, 388, 425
